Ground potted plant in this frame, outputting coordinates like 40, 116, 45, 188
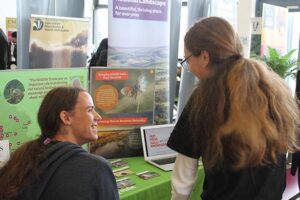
261, 47, 300, 167
262, 46, 300, 79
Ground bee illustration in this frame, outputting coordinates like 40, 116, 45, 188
120, 74, 147, 99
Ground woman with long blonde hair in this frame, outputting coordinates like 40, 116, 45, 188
167, 16, 300, 200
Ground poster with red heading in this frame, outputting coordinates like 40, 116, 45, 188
90, 67, 155, 131
89, 67, 155, 158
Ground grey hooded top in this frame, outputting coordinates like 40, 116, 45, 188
18, 141, 119, 200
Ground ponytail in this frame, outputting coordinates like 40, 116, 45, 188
0, 138, 46, 199
189, 58, 300, 170
0, 87, 85, 199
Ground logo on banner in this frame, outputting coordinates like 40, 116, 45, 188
251, 17, 262, 35
33, 19, 44, 31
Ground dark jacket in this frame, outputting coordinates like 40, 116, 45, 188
18, 141, 119, 200
168, 104, 286, 200
0, 29, 8, 70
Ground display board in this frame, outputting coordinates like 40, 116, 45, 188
90, 67, 155, 131
90, 67, 155, 158
29, 15, 89, 68
261, 3, 288, 55
210, 0, 238, 29
108, 0, 170, 125
0, 68, 88, 152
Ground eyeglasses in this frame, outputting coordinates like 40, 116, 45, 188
180, 54, 192, 71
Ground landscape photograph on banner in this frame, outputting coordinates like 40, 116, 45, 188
108, 0, 169, 68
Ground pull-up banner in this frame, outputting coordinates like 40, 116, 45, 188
261, 3, 288, 56
108, 0, 170, 125
113, 0, 168, 21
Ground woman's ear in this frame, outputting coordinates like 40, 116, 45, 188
201, 50, 210, 67
59, 111, 72, 125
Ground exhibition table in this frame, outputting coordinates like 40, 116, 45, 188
112, 157, 204, 200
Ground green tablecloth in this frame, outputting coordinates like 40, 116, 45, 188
113, 157, 204, 200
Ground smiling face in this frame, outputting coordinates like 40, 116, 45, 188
62, 91, 101, 145
71, 91, 101, 145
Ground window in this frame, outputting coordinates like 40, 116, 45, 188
93, 3, 108, 52
178, 1, 188, 59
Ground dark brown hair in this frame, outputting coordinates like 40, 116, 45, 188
0, 86, 84, 199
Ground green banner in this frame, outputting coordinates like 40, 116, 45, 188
0, 68, 88, 152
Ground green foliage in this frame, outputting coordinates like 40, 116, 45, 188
263, 47, 299, 79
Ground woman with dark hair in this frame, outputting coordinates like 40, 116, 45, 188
167, 17, 300, 200
0, 87, 119, 200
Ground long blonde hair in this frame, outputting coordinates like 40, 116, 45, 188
185, 17, 300, 170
